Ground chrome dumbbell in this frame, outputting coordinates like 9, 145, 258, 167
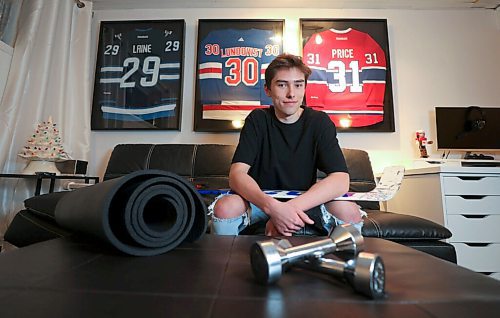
250, 224, 363, 284
299, 253, 386, 299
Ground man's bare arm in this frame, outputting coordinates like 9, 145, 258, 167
228, 162, 274, 211
288, 172, 350, 212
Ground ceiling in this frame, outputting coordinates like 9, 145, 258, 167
89, 0, 500, 10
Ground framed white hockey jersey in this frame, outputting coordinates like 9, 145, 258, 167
194, 19, 284, 132
301, 19, 395, 132
91, 20, 185, 130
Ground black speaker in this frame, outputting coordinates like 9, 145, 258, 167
464, 106, 486, 132
55, 160, 88, 175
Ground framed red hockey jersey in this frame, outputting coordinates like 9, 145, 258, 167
301, 19, 395, 132
194, 19, 284, 132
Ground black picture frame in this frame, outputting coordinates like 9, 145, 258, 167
300, 19, 395, 132
91, 20, 185, 130
194, 19, 284, 132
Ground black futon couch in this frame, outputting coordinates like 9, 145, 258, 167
5, 144, 456, 262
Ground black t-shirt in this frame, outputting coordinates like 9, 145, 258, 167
232, 106, 347, 191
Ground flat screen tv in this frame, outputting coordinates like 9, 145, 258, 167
435, 106, 500, 151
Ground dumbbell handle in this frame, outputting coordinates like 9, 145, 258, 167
280, 223, 364, 264
299, 253, 385, 299
299, 257, 351, 279
279, 238, 338, 265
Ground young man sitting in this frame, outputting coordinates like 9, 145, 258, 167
209, 53, 365, 236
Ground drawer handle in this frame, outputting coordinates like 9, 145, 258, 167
459, 195, 486, 200
464, 243, 492, 247
461, 215, 488, 219
457, 177, 484, 181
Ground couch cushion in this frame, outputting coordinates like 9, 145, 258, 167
193, 144, 236, 177
342, 148, 380, 210
362, 210, 452, 240
104, 144, 155, 180
24, 191, 69, 220
342, 148, 377, 191
149, 144, 196, 176
4, 209, 72, 247
401, 240, 457, 263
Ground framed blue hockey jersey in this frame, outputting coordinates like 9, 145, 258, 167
91, 20, 185, 130
194, 19, 284, 132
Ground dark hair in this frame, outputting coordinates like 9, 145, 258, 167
264, 53, 312, 89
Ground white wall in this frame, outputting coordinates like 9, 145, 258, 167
90, 8, 500, 177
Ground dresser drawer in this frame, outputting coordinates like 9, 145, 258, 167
445, 195, 500, 215
447, 215, 500, 242
453, 243, 500, 272
443, 176, 500, 195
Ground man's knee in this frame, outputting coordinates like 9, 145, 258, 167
213, 194, 247, 219
325, 201, 363, 223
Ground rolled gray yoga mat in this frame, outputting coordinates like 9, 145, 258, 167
55, 170, 207, 256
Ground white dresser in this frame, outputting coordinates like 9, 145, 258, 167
385, 165, 500, 280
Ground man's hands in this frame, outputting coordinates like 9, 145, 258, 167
262, 172, 351, 237
265, 200, 314, 237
